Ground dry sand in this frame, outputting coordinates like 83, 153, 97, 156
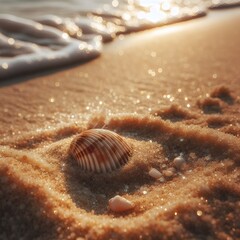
0, 8, 240, 240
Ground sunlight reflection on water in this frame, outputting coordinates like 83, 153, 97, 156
0, 0, 239, 79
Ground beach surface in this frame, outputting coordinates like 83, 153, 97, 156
1, 8, 240, 240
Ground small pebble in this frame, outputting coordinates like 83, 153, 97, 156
148, 168, 162, 179
158, 177, 165, 183
109, 195, 135, 212
173, 156, 185, 169
161, 164, 167, 169
189, 152, 196, 160
163, 168, 175, 177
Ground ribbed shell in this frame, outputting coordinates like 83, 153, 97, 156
69, 129, 132, 173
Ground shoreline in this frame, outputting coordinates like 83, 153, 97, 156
0, 7, 238, 85
1, 8, 239, 136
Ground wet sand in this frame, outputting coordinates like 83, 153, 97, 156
1, 8, 240, 240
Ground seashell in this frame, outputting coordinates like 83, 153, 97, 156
148, 168, 162, 179
69, 129, 132, 173
109, 195, 135, 212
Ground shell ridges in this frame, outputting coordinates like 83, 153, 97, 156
70, 129, 132, 173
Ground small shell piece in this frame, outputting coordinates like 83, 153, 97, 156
109, 195, 135, 212
69, 129, 132, 173
149, 168, 162, 179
